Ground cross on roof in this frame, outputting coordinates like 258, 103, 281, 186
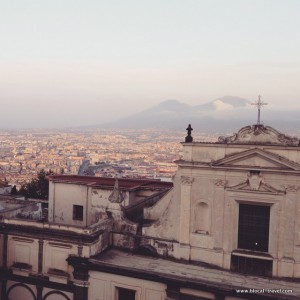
251, 95, 268, 125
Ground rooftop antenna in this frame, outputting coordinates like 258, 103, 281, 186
251, 95, 268, 125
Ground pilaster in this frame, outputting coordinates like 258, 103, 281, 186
67, 256, 89, 300
36, 285, 43, 300
165, 283, 180, 300
179, 176, 194, 245
38, 239, 44, 273
3, 233, 8, 268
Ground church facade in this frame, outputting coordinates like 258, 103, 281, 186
1, 124, 300, 300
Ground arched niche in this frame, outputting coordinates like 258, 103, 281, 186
7, 283, 36, 300
42, 291, 71, 300
193, 202, 210, 234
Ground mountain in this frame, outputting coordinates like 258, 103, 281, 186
194, 96, 250, 110
97, 97, 300, 133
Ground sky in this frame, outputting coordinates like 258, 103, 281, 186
1, 0, 300, 128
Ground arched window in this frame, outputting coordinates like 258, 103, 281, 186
193, 202, 210, 234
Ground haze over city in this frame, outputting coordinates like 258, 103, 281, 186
1, 0, 300, 128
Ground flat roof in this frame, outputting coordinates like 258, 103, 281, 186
89, 249, 300, 299
48, 175, 173, 190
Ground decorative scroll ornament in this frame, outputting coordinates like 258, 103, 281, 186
180, 176, 194, 185
218, 125, 300, 146
214, 179, 227, 187
108, 179, 125, 203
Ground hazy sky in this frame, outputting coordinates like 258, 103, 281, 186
1, 0, 300, 128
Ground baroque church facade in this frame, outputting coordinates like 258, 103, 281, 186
0, 124, 300, 300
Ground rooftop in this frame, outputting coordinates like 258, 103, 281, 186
48, 175, 173, 190
90, 249, 300, 300
217, 125, 300, 146
184, 124, 300, 147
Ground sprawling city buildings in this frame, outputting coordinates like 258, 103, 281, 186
0, 129, 201, 187
1, 124, 300, 300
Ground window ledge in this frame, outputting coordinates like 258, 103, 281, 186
194, 230, 209, 235
47, 268, 69, 277
12, 262, 32, 270
11, 263, 32, 277
232, 249, 273, 260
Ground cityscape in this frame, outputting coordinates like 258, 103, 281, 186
0, 128, 217, 189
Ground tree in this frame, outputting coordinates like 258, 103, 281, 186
10, 185, 18, 195
19, 169, 54, 200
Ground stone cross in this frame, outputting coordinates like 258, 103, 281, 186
251, 95, 268, 125
185, 124, 193, 142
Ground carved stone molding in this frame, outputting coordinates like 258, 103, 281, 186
180, 176, 194, 185
73, 279, 90, 287
218, 124, 300, 146
283, 185, 300, 193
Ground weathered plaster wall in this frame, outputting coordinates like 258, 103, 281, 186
50, 183, 88, 226
90, 188, 128, 224
143, 180, 180, 241
7, 236, 38, 272
44, 240, 77, 275
183, 143, 300, 165
143, 189, 173, 221
89, 271, 166, 300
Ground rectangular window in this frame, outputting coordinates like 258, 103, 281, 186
73, 205, 83, 221
231, 255, 272, 277
238, 203, 270, 252
117, 287, 136, 300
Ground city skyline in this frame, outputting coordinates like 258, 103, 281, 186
1, 1, 300, 128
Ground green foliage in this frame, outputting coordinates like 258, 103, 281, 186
19, 169, 54, 200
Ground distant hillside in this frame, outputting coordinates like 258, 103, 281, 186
94, 96, 300, 133
194, 96, 250, 110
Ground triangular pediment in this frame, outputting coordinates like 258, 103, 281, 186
212, 148, 300, 171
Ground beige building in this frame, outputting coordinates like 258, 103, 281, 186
1, 124, 300, 300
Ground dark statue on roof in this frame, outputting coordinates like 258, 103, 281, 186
185, 124, 193, 142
